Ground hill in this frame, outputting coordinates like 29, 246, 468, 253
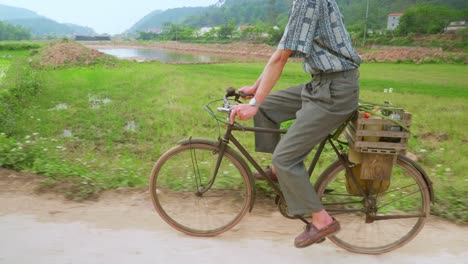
126, 7, 206, 34
127, 0, 468, 33
0, 4, 95, 37
0, 4, 40, 20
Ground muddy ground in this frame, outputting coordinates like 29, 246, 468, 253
1, 168, 467, 264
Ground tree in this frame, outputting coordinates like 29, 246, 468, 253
397, 5, 461, 35
137, 31, 159, 41
0, 21, 31, 41
217, 20, 236, 39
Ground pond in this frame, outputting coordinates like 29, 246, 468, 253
98, 48, 230, 63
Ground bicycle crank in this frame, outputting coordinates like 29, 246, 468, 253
275, 195, 298, 219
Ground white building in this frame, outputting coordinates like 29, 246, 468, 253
445, 20, 468, 33
387, 13, 403, 30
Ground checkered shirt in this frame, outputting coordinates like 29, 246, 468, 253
278, 0, 361, 74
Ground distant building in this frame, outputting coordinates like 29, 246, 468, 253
199, 27, 215, 35
444, 20, 468, 33
239, 25, 254, 31
74, 35, 111, 41
387, 13, 403, 31
146, 28, 162, 34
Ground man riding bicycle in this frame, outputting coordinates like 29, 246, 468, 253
229, 0, 361, 248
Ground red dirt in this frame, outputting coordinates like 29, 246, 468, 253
38, 41, 108, 67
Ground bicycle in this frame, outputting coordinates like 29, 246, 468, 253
149, 88, 434, 254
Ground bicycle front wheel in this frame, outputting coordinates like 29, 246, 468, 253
150, 142, 252, 237
316, 155, 431, 254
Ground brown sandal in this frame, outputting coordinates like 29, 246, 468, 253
294, 219, 341, 248
252, 166, 278, 182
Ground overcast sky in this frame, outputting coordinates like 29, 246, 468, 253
0, 0, 220, 34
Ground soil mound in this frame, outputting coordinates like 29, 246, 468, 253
37, 41, 108, 67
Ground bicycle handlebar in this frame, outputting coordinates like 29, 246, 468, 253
224, 87, 251, 103
215, 87, 253, 123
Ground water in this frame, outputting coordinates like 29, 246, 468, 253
98, 48, 228, 63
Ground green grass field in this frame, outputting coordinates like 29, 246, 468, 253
0, 47, 467, 222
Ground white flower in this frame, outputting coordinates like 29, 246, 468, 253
445, 168, 451, 172
419, 149, 427, 153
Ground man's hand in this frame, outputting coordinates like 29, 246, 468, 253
238, 86, 257, 99
229, 104, 259, 124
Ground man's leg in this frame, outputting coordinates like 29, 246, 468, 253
272, 70, 359, 247
253, 84, 303, 153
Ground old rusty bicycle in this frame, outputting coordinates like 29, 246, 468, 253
149, 88, 434, 254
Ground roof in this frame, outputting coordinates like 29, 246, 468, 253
388, 13, 403, 17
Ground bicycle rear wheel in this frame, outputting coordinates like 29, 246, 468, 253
316, 155, 431, 254
150, 142, 252, 237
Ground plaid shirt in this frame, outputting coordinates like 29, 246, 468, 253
278, 0, 361, 74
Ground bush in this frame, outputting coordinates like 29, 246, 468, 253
0, 60, 42, 135
0, 42, 41, 51
397, 5, 462, 35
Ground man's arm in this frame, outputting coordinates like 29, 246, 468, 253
230, 49, 293, 124
254, 49, 294, 105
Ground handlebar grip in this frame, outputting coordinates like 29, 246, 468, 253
225, 87, 253, 99
238, 92, 252, 98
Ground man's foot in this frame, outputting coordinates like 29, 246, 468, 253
294, 218, 340, 248
252, 166, 278, 182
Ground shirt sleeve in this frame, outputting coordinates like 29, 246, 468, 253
277, 0, 320, 57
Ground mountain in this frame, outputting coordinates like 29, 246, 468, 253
0, 4, 40, 20
0, 4, 96, 37
127, 0, 467, 33
183, 0, 291, 28
126, 7, 206, 34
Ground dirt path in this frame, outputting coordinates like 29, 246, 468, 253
0, 168, 467, 264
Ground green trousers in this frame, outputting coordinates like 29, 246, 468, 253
253, 68, 360, 215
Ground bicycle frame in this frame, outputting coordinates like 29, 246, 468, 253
210, 121, 370, 204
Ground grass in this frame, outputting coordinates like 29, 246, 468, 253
0, 47, 467, 222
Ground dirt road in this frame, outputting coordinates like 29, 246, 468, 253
0, 169, 467, 264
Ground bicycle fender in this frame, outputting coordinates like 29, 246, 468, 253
398, 155, 435, 203
177, 137, 257, 212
